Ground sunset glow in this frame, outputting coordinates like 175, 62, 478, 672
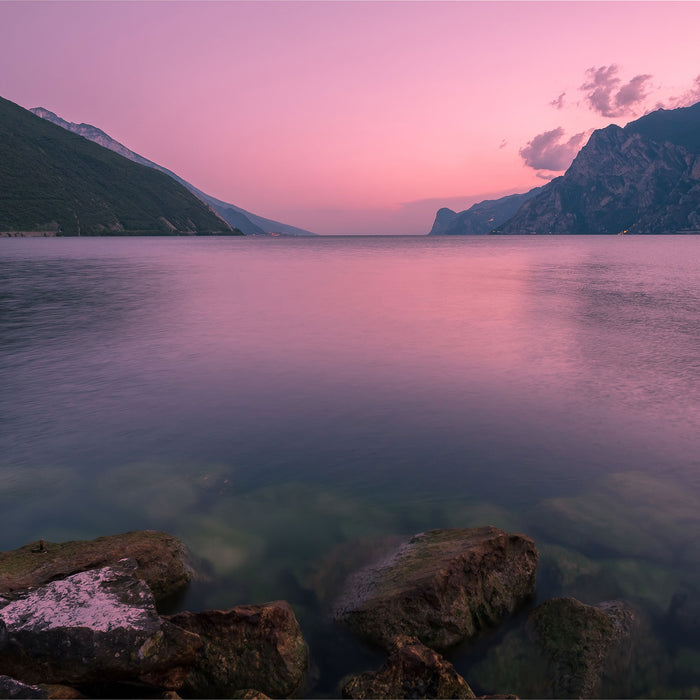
2, 1, 700, 234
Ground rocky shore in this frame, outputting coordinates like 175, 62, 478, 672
0, 527, 653, 698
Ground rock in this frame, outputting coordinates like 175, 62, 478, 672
341, 635, 476, 699
667, 584, 700, 645
467, 597, 641, 698
232, 691, 271, 699
334, 527, 538, 651
0, 559, 201, 689
0, 531, 194, 606
168, 601, 308, 698
527, 597, 637, 698
0, 676, 47, 699
0, 677, 82, 699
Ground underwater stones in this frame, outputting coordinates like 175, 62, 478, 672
467, 596, 641, 698
334, 527, 538, 651
529, 472, 700, 565
0, 560, 201, 689
168, 601, 308, 698
667, 584, 700, 645
341, 635, 476, 699
527, 597, 638, 698
0, 531, 193, 606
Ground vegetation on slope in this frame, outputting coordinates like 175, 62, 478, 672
0, 96, 241, 236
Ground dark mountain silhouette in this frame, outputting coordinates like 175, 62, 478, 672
428, 189, 542, 235
430, 101, 700, 236
0, 96, 239, 236
495, 101, 700, 234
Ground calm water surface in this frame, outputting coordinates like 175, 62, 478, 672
1, 236, 699, 696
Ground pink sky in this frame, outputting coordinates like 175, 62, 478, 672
2, 1, 700, 234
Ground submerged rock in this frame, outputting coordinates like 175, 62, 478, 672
0, 531, 193, 605
469, 596, 640, 698
341, 635, 476, 699
334, 527, 538, 650
0, 559, 201, 689
667, 584, 700, 645
528, 597, 637, 698
168, 601, 308, 698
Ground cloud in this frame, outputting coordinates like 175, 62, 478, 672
665, 74, 700, 109
580, 65, 652, 117
550, 92, 566, 110
519, 127, 587, 172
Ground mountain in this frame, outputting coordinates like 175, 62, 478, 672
494, 101, 700, 235
30, 107, 316, 237
0, 96, 239, 236
428, 188, 543, 235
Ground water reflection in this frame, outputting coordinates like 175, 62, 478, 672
1, 236, 699, 696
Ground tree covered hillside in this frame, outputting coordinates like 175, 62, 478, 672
0, 97, 241, 236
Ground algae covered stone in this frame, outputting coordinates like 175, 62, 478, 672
528, 597, 638, 698
334, 526, 538, 651
168, 601, 308, 698
0, 559, 201, 689
341, 635, 476, 699
468, 596, 641, 698
0, 530, 193, 605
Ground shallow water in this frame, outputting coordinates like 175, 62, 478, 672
1, 235, 699, 696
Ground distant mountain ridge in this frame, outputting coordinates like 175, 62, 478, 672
0, 96, 238, 236
430, 101, 700, 235
428, 188, 543, 235
30, 108, 316, 237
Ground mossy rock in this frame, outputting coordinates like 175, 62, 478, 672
0, 530, 193, 605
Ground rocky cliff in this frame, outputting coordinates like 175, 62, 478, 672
431, 101, 700, 236
428, 188, 542, 235
494, 101, 700, 235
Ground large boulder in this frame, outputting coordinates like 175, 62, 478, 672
0, 531, 193, 605
0, 559, 201, 690
334, 527, 538, 650
168, 601, 308, 698
341, 635, 476, 699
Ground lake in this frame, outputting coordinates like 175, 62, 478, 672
1, 235, 699, 696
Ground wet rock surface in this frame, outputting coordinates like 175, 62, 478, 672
0, 559, 201, 690
0, 531, 193, 606
528, 597, 637, 698
467, 596, 641, 698
168, 601, 308, 698
341, 635, 476, 699
334, 527, 538, 650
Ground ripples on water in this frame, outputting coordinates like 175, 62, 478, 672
1, 236, 699, 696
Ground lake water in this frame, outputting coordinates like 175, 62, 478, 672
1, 235, 699, 696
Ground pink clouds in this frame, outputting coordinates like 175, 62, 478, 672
580, 65, 653, 118
519, 128, 587, 173
665, 75, 700, 110
2, 2, 700, 234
